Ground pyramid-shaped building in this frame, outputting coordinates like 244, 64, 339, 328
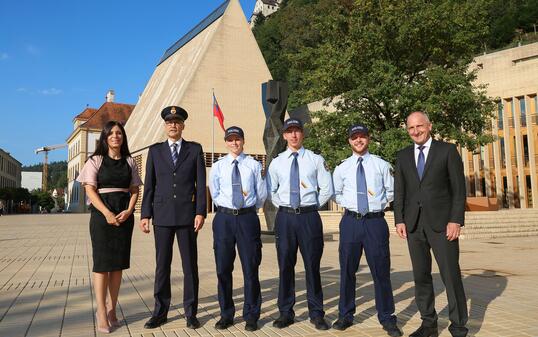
125, 0, 272, 185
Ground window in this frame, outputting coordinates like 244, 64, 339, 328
500, 137, 506, 168
497, 102, 503, 129
523, 135, 529, 166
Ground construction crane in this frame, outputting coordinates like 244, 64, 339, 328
35, 144, 67, 191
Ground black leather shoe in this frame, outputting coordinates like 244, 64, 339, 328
144, 315, 167, 329
272, 315, 294, 329
409, 325, 439, 337
310, 316, 330, 330
448, 324, 468, 337
186, 316, 201, 329
382, 322, 403, 337
214, 317, 233, 329
332, 318, 353, 330
245, 320, 258, 331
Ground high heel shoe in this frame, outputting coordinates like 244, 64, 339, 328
95, 312, 111, 334
107, 312, 121, 328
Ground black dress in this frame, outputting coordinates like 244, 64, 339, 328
89, 156, 134, 272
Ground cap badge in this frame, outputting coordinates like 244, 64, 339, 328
171, 107, 176, 114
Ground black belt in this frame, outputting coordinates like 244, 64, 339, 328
345, 210, 384, 219
217, 206, 256, 215
279, 205, 318, 214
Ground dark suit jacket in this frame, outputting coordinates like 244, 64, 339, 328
394, 140, 466, 233
141, 140, 207, 227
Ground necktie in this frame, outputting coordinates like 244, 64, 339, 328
417, 145, 425, 179
171, 143, 179, 166
290, 152, 300, 209
356, 157, 369, 215
232, 159, 244, 209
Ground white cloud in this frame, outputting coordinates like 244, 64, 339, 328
0, 52, 8, 60
16, 87, 28, 92
39, 88, 63, 95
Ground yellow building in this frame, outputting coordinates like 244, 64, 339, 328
468, 42, 538, 209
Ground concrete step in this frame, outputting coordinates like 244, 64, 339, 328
316, 210, 538, 240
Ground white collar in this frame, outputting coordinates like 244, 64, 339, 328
415, 137, 432, 150
168, 138, 183, 147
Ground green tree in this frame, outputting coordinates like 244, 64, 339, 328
256, 0, 496, 168
32, 190, 55, 212
485, 0, 538, 50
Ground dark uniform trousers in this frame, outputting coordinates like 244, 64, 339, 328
153, 225, 199, 319
407, 212, 468, 336
212, 211, 262, 321
339, 214, 396, 324
275, 210, 325, 319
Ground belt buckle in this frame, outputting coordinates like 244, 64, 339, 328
356, 212, 362, 219
233, 209, 239, 216
294, 207, 301, 215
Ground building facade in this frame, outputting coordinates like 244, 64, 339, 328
0, 148, 22, 189
467, 42, 538, 209
66, 90, 135, 212
250, 0, 282, 27
21, 171, 42, 191
125, 0, 273, 213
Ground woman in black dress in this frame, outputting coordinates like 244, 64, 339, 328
77, 121, 142, 333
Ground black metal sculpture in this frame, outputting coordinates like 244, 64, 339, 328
261, 80, 288, 231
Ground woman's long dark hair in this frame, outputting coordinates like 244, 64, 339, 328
90, 121, 131, 159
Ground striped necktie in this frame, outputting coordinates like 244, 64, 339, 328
171, 143, 179, 166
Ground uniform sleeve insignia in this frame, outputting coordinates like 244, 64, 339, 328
389, 167, 395, 176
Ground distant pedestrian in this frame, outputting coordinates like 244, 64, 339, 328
0, 200, 4, 216
77, 121, 142, 333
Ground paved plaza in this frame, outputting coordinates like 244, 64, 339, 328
0, 213, 537, 337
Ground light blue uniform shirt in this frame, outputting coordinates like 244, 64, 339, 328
267, 147, 334, 208
333, 152, 394, 212
209, 153, 267, 209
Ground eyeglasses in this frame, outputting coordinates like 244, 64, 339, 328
165, 121, 183, 126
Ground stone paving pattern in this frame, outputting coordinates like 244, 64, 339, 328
0, 213, 537, 337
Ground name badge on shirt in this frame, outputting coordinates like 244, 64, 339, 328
242, 189, 248, 196
368, 189, 375, 197
301, 181, 308, 188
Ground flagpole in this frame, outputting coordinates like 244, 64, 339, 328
211, 88, 215, 165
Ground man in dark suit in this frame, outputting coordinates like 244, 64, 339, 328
139, 105, 207, 330
394, 111, 468, 337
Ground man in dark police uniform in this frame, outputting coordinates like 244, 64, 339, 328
139, 105, 207, 330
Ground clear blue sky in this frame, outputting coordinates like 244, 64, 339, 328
0, 0, 256, 166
